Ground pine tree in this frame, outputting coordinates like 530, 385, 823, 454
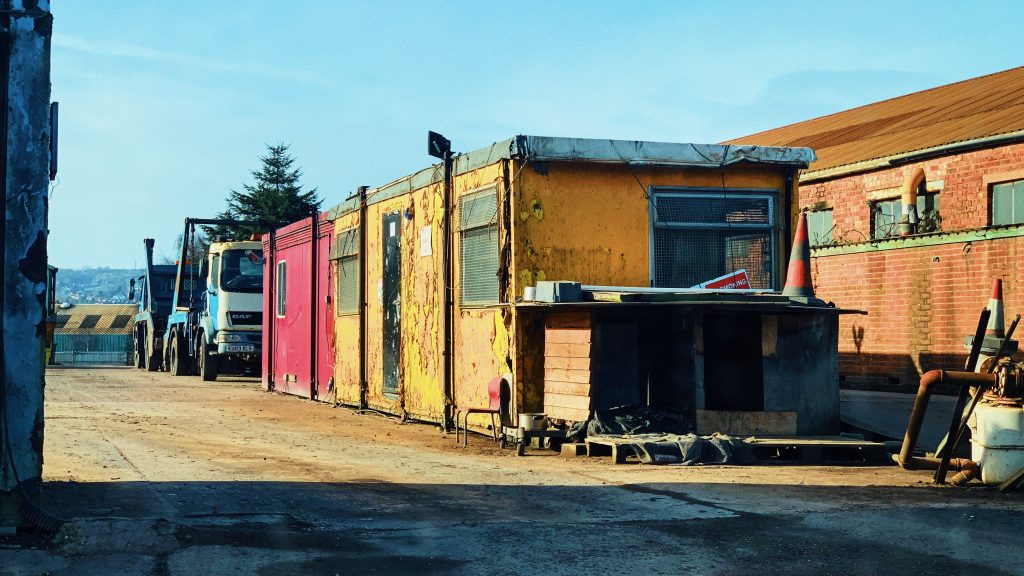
206, 143, 320, 240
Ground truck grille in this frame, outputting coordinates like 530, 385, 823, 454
228, 312, 262, 325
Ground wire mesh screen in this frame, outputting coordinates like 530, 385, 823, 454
652, 191, 775, 289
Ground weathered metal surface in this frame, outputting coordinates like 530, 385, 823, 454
727, 67, 1024, 175
511, 135, 815, 169
1, 1, 52, 498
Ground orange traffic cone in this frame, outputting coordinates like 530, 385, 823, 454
986, 278, 1006, 338
782, 212, 815, 298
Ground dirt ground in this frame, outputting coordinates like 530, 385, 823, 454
3, 366, 1024, 575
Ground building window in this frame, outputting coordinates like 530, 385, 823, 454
331, 228, 359, 316
873, 193, 941, 239
460, 187, 500, 305
276, 260, 287, 317
807, 209, 834, 247
650, 188, 777, 289
79, 314, 101, 330
992, 179, 1024, 226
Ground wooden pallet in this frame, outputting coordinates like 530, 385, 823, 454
745, 436, 888, 463
584, 435, 888, 465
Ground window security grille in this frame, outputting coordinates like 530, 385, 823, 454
331, 228, 359, 315
650, 190, 775, 289
460, 187, 499, 305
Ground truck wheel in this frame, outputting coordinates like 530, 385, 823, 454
135, 330, 145, 369
170, 333, 187, 376
146, 333, 161, 372
199, 344, 218, 382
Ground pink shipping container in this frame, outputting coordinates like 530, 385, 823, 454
262, 214, 336, 401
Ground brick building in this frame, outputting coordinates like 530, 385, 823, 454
728, 66, 1024, 392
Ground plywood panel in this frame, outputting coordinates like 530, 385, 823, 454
544, 368, 590, 384
544, 312, 592, 330
545, 342, 592, 358
545, 405, 591, 422
544, 392, 592, 410
545, 356, 591, 370
546, 328, 592, 344
696, 410, 797, 436
544, 380, 591, 396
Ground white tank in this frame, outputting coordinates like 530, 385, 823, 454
970, 402, 1024, 484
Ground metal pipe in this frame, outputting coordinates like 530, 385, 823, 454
442, 149, 454, 431
898, 370, 994, 469
899, 167, 925, 236
357, 186, 368, 410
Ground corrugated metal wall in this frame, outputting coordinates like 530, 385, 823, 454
53, 334, 132, 366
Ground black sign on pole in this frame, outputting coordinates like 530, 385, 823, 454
428, 131, 451, 159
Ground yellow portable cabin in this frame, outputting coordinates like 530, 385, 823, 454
321, 135, 817, 430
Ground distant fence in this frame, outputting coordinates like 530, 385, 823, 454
53, 334, 132, 366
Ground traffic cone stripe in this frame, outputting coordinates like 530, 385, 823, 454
782, 212, 815, 298
986, 278, 1005, 337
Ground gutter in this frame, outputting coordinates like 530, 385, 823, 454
801, 129, 1024, 183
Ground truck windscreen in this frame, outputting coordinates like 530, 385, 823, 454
220, 249, 264, 293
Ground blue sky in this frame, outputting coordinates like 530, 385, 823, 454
50, 1, 1022, 268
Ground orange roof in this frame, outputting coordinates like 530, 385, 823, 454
725, 67, 1024, 175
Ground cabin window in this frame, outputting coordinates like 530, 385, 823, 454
807, 209, 835, 247
460, 186, 499, 305
276, 260, 287, 317
650, 188, 776, 289
331, 228, 360, 316
992, 179, 1024, 226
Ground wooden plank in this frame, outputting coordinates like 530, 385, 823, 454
546, 328, 592, 345
696, 410, 797, 436
545, 356, 591, 370
544, 392, 592, 410
544, 368, 590, 384
544, 380, 591, 396
545, 342, 592, 358
544, 405, 591, 422
545, 311, 592, 329
744, 436, 883, 448
560, 443, 587, 457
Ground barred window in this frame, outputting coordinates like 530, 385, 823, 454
460, 187, 499, 305
650, 189, 777, 289
331, 228, 359, 316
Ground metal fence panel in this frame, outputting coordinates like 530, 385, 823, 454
53, 334, 132, 366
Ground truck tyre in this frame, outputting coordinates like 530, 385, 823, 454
170, 332, 187, 376
135, 330, 145, 369
146, 333, 161, 372
199, 343, 218, 382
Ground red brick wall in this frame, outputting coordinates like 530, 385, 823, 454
804, 142, 1024, 392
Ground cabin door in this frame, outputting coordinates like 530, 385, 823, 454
382, 212, 402, 396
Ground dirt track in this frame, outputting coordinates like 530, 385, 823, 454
3, 366, 1024, 575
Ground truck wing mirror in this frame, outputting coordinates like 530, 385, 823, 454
128, 278, 136, 301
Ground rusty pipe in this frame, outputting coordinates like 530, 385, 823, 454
895, 454, 979, 485
899, 166, 925, 236
898, 370, 994, 468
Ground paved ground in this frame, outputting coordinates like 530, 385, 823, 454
3, 366, 1024, 575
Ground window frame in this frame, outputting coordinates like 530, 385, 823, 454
275, 260, 287, 318
648, 186, 780, 290
991, 178, 1024, 226
331, 228, 360, 316
458, 185, 501, 307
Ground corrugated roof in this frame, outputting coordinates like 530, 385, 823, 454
55, 303, 137, 335
725, 67, 1024, 176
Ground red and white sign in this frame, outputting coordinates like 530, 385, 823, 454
692, 269, 751, 290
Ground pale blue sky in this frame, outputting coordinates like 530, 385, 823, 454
50, 1, 1022, 268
